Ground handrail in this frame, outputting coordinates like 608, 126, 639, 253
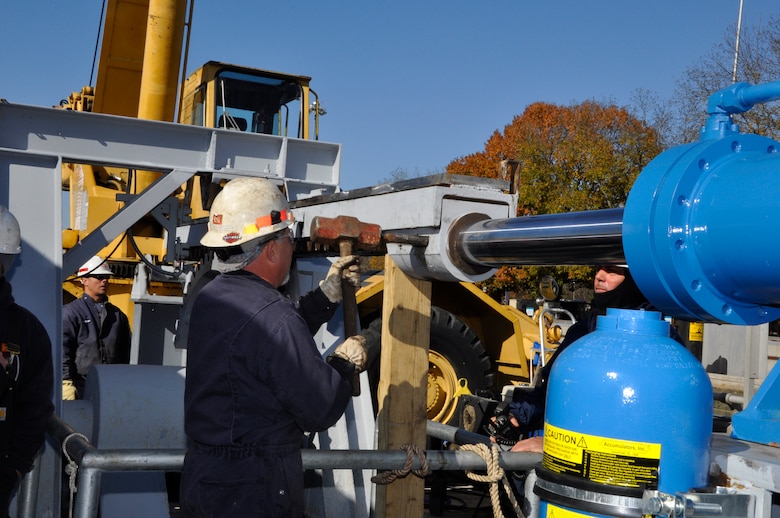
47, 414, 541, 518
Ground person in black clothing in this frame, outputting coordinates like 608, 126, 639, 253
0, 205, 54, 516
492, 265, 651, 453
537, 265, 650, 387
180, 178, 366, 517
62, 255, 131, 399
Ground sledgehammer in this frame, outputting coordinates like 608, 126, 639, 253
310, 215, 382, 396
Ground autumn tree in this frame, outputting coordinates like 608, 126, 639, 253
671, 14, 780, 144
629, 87, 677, 150
448, 100, 662, 300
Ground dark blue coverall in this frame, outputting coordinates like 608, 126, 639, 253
62, 294, 131, 397
0, 277, 53, 516
181, 270, 354, 517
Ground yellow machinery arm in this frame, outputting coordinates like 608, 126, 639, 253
91, 0, 149, 117
91, 0, 187, 122
61, 0, 191, 313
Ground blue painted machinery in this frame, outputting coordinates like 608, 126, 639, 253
623, 82, 780, 447
624, 82, 780, 327
538, 309, 712, 517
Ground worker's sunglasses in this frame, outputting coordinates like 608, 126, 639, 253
86, 275, 111, 281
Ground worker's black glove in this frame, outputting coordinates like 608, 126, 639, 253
484, 402, 523, 446
319, 255, 360, 303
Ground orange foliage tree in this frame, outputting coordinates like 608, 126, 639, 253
447, 100, 663, 300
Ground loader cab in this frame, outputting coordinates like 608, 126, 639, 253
179, 61, 322, 140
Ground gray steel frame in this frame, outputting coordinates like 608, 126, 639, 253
0, 101, 342, 352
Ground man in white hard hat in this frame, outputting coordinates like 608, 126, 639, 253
61, 255, 131, 399
0, 205, 54, 515
180, 178, 366, 517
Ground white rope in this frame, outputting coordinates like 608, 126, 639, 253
62, 432, 89, 518
460, 443, 523, 518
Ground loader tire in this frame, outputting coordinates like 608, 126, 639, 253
363, 306, 494, 425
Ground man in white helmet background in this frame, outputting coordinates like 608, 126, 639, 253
61, 255, 131, 400
0, 205, 54, 516
180, 177, 367, 517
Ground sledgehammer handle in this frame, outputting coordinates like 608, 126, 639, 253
339, 240, 361, 396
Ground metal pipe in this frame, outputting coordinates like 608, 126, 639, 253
426, 419, 495, 447
714, 392, 744, 408
732, 0, 744, 83
708, 81, 780, 116
75, 467, 101, 518
70, 445, 542, 474
17, 452, 41, 518
70, 447, 540, 518
304, 449, 540, 471
82, 450, 184, 471
454, 208, 624, 267
50, 415, 541, 518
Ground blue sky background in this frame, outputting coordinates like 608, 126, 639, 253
2, 1, 778, 190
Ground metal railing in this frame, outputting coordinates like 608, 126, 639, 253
36, 414, 541, 518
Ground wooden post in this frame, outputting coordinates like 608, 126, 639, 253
375, 255, 432, 518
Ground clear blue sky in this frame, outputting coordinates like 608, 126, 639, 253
2, 1, 778, 190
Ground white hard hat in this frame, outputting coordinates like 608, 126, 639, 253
200, 178, 293, 248
77, 256, 113, 277
0, 206, 21, 255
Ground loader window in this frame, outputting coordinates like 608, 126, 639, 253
180, 84, 206, 127
213, 70, 304, 137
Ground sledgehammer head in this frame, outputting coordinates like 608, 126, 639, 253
310, 215, 381, 398
309, 215, 382, 251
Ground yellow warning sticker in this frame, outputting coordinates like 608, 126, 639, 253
545, 502, 593, 518
542, 423, 661, 488
688, 322, 704, 342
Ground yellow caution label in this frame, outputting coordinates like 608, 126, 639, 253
544, 502, 593, 518
688, 322, 704, 342
542, 423, 661, 489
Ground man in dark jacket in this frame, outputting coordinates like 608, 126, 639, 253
181, 178, 366, 517
62, 255, 131, 399
0, 205, 54, 516
492, 266, 653, 453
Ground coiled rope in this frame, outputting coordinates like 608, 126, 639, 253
62, 432, 89, 518
460, 443, 522, 518
371, 444, 430, 484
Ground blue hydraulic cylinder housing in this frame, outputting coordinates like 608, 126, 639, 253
623, 133, 780, 325
540, 309, 712, 515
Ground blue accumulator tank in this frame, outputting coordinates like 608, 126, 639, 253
535, 309, 713, 518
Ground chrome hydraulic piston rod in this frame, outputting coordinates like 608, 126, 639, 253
452, 207, 625, 267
